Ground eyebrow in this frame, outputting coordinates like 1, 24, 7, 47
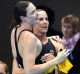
31, 10, 36, 14
38, 17, 48, 19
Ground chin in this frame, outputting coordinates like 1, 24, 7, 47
42, 31, 47, 33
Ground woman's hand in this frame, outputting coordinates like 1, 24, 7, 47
41, 53, 55, 62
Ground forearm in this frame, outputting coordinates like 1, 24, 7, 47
25, 58, 58, 74
25, 49, 69, 74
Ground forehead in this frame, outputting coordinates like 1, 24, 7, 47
37, 11, 48, 18
62, 22, 73, 27
26, 2, 36, 13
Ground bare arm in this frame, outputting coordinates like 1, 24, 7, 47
11, 28, 25, 74
12, 59, 25, 74
19, 31, 69, 74
11, 28, 17, 58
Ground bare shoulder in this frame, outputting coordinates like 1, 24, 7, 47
19, 31, 37, 42
18, 31, 38, 51
18, 30, 42, 57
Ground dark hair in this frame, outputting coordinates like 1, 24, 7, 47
14, 1, 30, 25
11, 1, 30, 29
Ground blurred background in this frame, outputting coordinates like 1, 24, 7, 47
0, 0, 80, 73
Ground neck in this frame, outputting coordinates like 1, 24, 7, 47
21, 22, 32, 31
35, 33, 48, 44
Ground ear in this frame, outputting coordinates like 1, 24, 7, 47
20, 16, 25, 21
20, 16, 28, 22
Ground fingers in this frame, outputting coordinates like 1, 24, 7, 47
65, 52, 70, 57
54, 36, 63, 43
56, 48, 71, 64
64, 49, 69, 54
58, 49, 70, 57
62, 49, 67, 53
45, 57, 55, 62
41, 53, 55, 62
41, 53, 50, 62
51, 36, 60, 41
62, 49, 70, 57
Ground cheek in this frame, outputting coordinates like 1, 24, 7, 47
47, 21, 49, 25
67, 28, 73, 33
47, 23, 49, 26
36, 26, 42, 32
36, 20, 43, 25
35, 24, 41, 29
61, 27, 65, 32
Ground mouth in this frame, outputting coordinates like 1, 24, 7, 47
42, 26, 48, 28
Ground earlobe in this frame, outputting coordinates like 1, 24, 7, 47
20, 16, 24, 21
20, 16, 28, 22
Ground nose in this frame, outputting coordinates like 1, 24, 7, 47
63, 28, 68, 34
64, 27, 67, 31
43, 19, 48, 24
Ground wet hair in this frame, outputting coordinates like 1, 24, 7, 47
61, 14, 80, 33
14, 1, 30, 25
10, 1, 30, 29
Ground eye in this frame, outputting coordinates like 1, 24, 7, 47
31, 10, 36, 14
39, 18, 44, 21
45, 17, 48, 21
38, 17, 48, 21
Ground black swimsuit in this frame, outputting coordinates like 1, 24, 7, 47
15, 26, 57, 72
35, 39, 57, 64
35, 39, 57, 74
14, 26, 32, 68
